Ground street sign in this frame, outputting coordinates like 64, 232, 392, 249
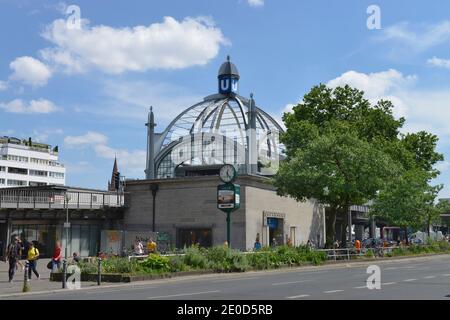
217, 184, 240, 211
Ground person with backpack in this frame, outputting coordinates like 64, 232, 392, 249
6, 236, 21, 283
26, 242, 40, 280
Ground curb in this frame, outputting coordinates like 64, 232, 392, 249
1, 252, 449, 299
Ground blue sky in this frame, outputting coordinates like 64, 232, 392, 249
1, 0, 450, 197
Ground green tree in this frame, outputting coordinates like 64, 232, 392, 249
274, 123, 398, 247
276, 84, 444, 247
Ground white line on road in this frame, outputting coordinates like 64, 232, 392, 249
286, 294, 310, 299
441, 274, 450, 277
147, 290, 220, 300
85, 286, 159, 294
272, 280, 312, 286
324, 290, 344, 293
403, 279, 417, 282
381, 282, 396, 286
353, 286, 367, 289
423, 276, 436, 279
212, 277, 260, 283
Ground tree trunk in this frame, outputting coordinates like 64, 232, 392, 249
341, 205, 349, 247
427, 214, 431, 238
325, 207, 337, 248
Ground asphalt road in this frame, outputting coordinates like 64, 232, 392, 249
3, 255, 450, 300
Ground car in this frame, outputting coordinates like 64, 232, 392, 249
362, 238, 383, 248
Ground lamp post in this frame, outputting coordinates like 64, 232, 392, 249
64, 192, 71, 260
150, 184, 159, 232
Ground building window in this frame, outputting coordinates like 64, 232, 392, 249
49, 172, 64, 179
7, 179, 27, 186
29, 169, 48, 177
29, 181, 47, 186
8, 167, 28, 175
4, 155, 28, 162
30, 158, 49, 166
0, 178, 5, 185
0, 166, 5, 172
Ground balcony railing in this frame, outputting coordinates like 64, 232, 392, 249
0, 189, 125, 209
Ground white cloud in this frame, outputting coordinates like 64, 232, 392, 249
64, 131, 145, 175
427, 56, 450, 69
0, 81, 7, 91
247, 0, 264, 7
9, 56, 52, 87
41, 16, 228, 74
380, 21, 450, 52
0, 99, 58, 114
64, 131, 108, 147
99, 79, 202, 124
326, 69, 415, 118
32, 128, 64, 143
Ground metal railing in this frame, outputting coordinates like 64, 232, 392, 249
0, 189, 125, 209
316, 246, 403, 261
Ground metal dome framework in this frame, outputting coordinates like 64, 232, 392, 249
152, 94, 284, 179
145, 57, 285, 180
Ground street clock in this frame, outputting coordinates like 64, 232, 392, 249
219, 164, 236, 183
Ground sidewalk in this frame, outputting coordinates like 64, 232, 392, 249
0, 258, 98, 295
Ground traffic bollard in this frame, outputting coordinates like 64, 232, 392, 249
97, 258, 102, 286
62, 259, 67, 289
22, 261, 30, 292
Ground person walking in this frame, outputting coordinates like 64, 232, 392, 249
51, 241, 62, 272
5, 236, 21, 283
253, 234, 262, 251
26, 242, 40, 280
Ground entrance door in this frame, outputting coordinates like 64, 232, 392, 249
177, 228, 212, 248
267, 218, 284, 246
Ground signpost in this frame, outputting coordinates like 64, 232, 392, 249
217, 164, 240, 248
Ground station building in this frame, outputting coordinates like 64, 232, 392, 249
124, 57, 326, 250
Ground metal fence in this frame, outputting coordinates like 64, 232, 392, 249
0, 189, 125, 209
316, 246, 403, 261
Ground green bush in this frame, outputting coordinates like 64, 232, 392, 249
141, 254, 171, 272
183, 246, 209, 269
169, 255, 188, 272
204, 246, 248, 272
101, 257, 142, 274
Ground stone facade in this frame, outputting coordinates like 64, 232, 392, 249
124, 175, 326, 251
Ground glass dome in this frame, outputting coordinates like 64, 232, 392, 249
147, 57, 285, 179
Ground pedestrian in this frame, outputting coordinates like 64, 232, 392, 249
26, 242, 40, 280
307, 240, 313, 250
5, 236, 21, 283
51, 240, 62, 272
134, 239, 144, 255
15, 238, 24, 272
253, 234, 261, 251
355, 239, 361, 253
72, 252, 81, 264
147, 238, 157, 254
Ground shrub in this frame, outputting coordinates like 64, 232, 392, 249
101, 257, 141, 274
169, 255, 188, 272
141, 254, 171, 272
204, 246, 248, 272
183, 246, 209, 269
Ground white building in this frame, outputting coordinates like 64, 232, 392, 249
0, 136, 65, 187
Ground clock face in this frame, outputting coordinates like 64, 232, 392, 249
220, 164, 235, 183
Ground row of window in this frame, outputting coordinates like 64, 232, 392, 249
0, 166, 64, 179
0, 179, 48, 186
1, 154, 62, 166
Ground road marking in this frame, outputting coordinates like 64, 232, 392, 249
272, 280, 312, 286
423, 276, 435, 279
147, 290, 220, 300
324, 290, 344, 294
403, 279, 417, 282
286, 294, 310, 299
441, 274, 450, 277
212, 277, 260, 283
85, 286, 159, 294
353, 286, 367, 289
381, 282, 396, 286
